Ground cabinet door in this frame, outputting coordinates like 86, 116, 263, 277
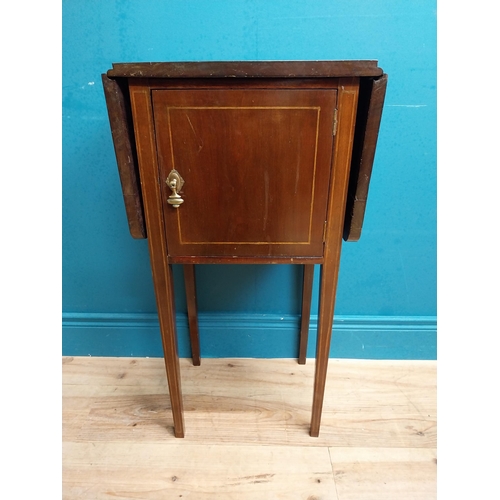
152, 88, 337, 258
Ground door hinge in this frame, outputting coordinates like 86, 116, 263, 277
332, 108, 338, 136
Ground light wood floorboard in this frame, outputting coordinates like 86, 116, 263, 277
63, 356, 436, 499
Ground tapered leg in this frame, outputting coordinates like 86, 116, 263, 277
309, 77, 360, 437
129, 86, 186, 437
183, 264, 201, 366
310, 259, 341, 437
156, 263, 185, 438
298, 264, 314, 364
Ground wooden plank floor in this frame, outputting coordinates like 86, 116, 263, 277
63, 357, 436, 499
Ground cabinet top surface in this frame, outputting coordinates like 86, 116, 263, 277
106, 60, 383, 79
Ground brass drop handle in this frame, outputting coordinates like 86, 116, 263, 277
166, 169, 184, 208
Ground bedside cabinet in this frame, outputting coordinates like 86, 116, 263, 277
103, 61, 387, 438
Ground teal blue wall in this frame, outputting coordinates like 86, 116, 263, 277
62, 0, 436, 359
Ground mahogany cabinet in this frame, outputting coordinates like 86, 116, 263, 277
102, 61, 387, 438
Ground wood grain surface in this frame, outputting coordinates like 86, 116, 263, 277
102, 75, 146, 239
63, 356, 436, 499
152, 87, 337, 258
107, 60, 383, 79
